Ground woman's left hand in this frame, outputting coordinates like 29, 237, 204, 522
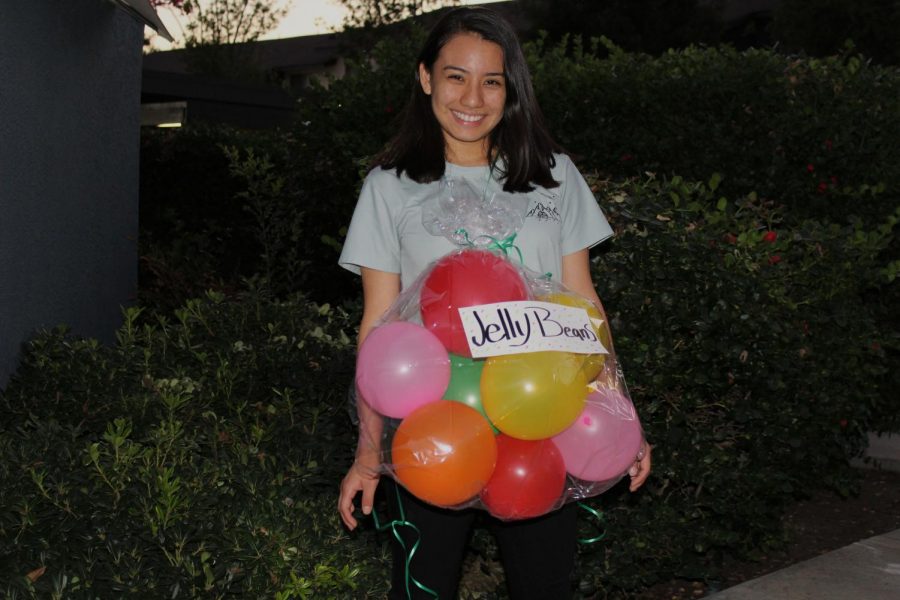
628, 440, 652, 492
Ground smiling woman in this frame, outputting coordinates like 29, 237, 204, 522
336, 6, 652, 599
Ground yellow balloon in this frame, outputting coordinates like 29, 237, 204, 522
540, 292, 611, 381
481, 351, 588, 440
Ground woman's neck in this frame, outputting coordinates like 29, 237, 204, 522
447, 157, 490, 167
445, 140, 491, 167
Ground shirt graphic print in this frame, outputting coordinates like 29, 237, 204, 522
526, 192, 562, 223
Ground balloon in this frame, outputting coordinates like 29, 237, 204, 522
356, 322, 450, 419
552, 388, 643, 482
540, 292, 611, 381
442, 353, 498, 433
392, 401, 498, 507
420, 250, 529, 356
480, 435, 566, 519
481, 351, 588, 440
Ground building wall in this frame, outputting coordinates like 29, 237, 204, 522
0, 0, 142, 387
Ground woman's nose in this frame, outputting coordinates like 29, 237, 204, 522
460, 82, 483, 107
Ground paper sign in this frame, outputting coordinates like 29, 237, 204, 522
459, 301, 609, 358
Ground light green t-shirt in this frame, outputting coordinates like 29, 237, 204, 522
338, 154, 613, 290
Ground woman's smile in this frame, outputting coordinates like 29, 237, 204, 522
451, 110, 487, 124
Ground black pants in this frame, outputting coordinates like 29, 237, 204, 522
384, 481, 578, 600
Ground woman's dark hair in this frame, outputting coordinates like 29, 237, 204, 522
373, 6, 561, 192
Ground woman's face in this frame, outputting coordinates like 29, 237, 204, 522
419, 33, 506, 165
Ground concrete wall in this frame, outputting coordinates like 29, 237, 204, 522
0, 0, 143, 387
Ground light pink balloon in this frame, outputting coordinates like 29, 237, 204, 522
356, 322, 451, 419
552, 388, 643, 482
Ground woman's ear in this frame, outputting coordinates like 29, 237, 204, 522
418, 63, 432, 95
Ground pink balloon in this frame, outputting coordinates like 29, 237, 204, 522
552, 388, 643, 482
356, 322, 451, 419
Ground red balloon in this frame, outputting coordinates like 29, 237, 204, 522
480, 435, 566, 520
420, 250, 529, 356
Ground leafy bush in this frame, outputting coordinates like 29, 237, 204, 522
574, 173, 897, 591
223, 146, 310, 295
0, 292, 393, 598
527, 38, 900, 229
139, 125, 290, 310
138, 25, 424, 308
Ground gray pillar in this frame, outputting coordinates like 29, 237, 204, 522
0, 0, 142, 387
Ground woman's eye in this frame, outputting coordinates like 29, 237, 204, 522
448, 74, 464, 82
485, 78, 503, 87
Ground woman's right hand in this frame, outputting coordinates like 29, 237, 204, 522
340, 268, 398, 531
338, 452, 381, 530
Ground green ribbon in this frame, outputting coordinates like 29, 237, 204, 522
372, 489, 440, 600
454, 228, 525, 265
577, 502, 607, 545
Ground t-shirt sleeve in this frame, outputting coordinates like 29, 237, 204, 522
558, 155, 614, 255
338, 169, 401, 276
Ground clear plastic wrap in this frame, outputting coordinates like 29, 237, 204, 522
421, 177, 529, 248
353, 178, 643, 520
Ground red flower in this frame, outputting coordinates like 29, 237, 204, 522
723, 233, 737, 244
816, 182, 828, 194
824, 139, 833, 151
762, 231, 777, 243
768, 254, 782, 265
384, 105, 394, 114
806, 163, 815, 173
830, 175, 838, 185
839, 419, 848, 429
620, 153, 634, 162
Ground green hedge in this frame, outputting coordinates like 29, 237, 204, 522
0, 294, 392, 598
139, 33, 425, 310
576, 174, 897, 591
529, 37, 900, 228
139, 126, 308, 311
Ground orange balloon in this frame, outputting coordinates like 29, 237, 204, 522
392, 401, 498, 507
540, 292, 611, 381
482, 351, 588, 440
